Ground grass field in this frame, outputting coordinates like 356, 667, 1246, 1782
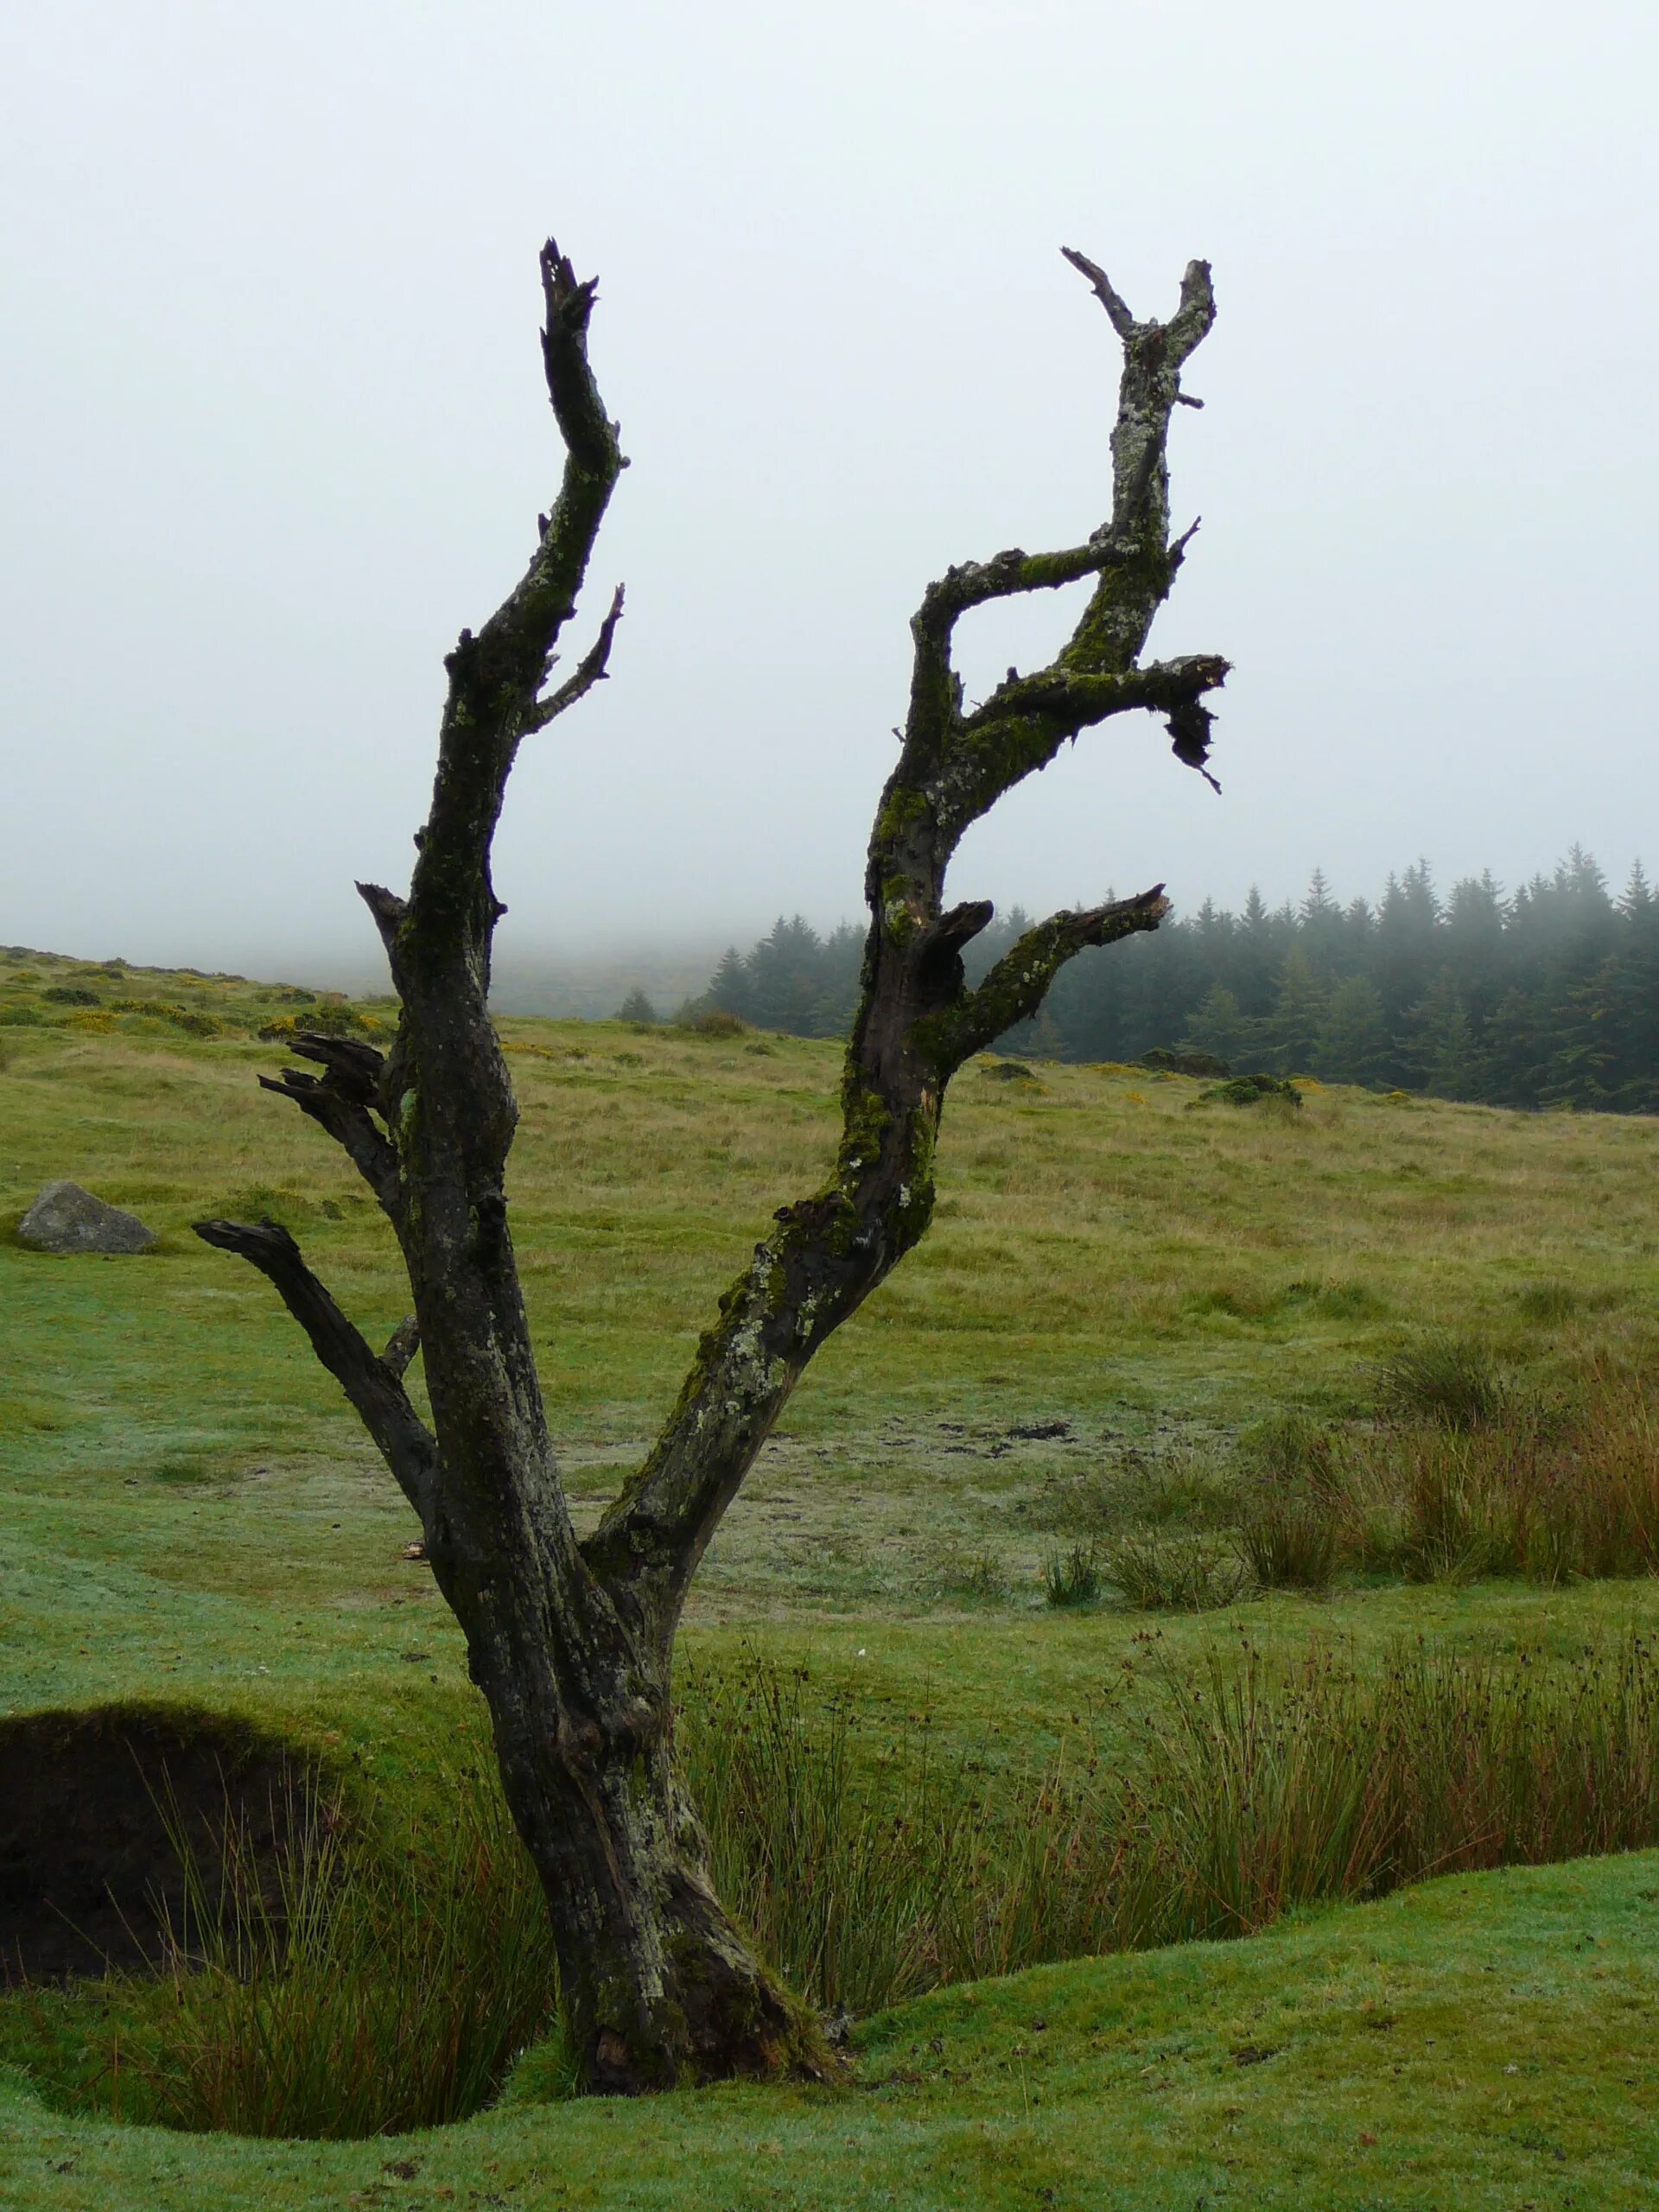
4, 948, 1659, 2203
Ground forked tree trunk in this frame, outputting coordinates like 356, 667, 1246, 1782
195, 234, 1228, 2091
469, 1630, 811, 2089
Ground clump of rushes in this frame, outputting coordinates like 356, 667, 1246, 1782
1237, 1490, 1338, 1592
1098, 1531, 1244, 1611
1234, 1410, 1341, 1592
1375, 1331, 1509, 1428
5, 1770, 555, 2140
18, 1636, 1659, 2131
683, 1636, 1659, 2018
1042, 1542, 1103, 1606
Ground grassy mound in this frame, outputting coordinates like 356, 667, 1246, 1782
2, 1850, 1656, 2206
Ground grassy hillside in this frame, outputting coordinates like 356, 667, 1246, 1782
5, 961, 1659, 2202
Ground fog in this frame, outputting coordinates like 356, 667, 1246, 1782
3, 0, 1654, 985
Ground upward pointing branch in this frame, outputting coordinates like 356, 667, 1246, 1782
596, 246, 1228, 1632
393, 236, 626, 974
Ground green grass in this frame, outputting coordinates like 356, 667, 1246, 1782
3, 1852, 1658, 2206
8, 971, 1659, 2197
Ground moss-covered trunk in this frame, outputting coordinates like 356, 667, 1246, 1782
480, 1665, 819, 2093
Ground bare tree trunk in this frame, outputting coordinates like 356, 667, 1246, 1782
196, 234, 1228, 2091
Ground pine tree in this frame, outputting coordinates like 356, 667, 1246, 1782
1541, 955, 1623, 1109
614, 988, 658, 1024
1262, 944, 1327, 1074
1478, 986, 1547, 1107
1313, 975, 1391, 1087
1299, 868, 1345, 979
1374, 861, 1442, 1056
1399, 969, 1481, 1098
1182, 984, 1256, 1070
706, 946, 751, 1018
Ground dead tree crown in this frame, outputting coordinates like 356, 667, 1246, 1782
192, 236, 1227, 2094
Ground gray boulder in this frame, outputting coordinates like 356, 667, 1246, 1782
17, 1181, 157, 1255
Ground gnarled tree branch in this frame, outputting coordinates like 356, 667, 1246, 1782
524, 583, 626, 732
256, 1032, 402, 1221
597, 248, 1225, 1630
191, 1218, 440, 1524
927, 887, 1173, 1071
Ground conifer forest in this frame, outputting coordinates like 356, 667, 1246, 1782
701, 849, 1659, 1110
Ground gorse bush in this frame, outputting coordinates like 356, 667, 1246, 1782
672, 1004, 748, 1038
256, 1004, 378, 1042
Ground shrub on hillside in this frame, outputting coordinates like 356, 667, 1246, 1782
672, 1003, 747, 1038
1197, 1073, 1301, 1109
256, 1005, 378, 1042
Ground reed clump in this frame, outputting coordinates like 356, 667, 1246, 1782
1349, 1357, 1659, 1584
682, 1631, 1659, 2017
9, 1772, 555, 2140
22, 1624, 1659, 2135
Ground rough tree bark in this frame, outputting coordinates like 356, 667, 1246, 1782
194, 237, 1227, 2093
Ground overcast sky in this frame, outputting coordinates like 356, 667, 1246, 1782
3, 0, 1655, 980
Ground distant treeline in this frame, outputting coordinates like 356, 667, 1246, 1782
695, 850, 1659, 1113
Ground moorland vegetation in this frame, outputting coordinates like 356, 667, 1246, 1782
5, 969, 1659, 2201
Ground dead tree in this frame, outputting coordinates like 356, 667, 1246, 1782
194, 238, 1227, 2093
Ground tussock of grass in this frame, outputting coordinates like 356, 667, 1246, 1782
1237, 1490, 1339, 1592
1374, 1332, 1510, 1428
1041, 1542, 1103, 1606
684, 1635, 1659, 2021
1097, 1531, 1245, 1611
7, 1775, 554, 2139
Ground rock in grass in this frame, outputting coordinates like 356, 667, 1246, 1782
17, 1180, 156, 1254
